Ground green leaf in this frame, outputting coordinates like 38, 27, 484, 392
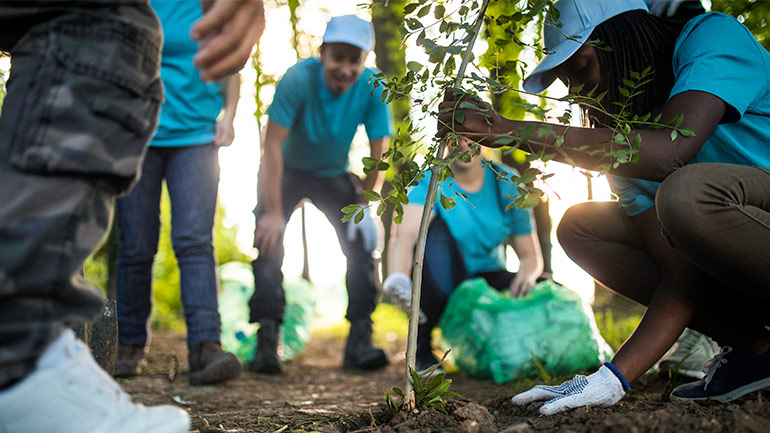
670, 130, 678, 141
354, 210, 364, 224
407, 61, 423, 73
680, 128, 695, 137
439, 192, 456, 210
376, 201, 386, 216
363, 190, 381, 202
403, 3, 418, 15
341, 204, 361, 214
434, 5, 445, 19
453, 110, 465, 124
417, 4, 431, 18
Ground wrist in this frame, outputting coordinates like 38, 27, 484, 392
603, 362, 631, 392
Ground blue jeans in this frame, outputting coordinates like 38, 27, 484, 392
116, 144, 221, 348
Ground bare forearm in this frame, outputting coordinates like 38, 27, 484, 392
221, 74, 240, 123
258, 156, 283, 216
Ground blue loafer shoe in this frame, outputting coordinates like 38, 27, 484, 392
670, 346, 770, 403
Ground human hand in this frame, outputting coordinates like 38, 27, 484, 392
345, 208, 378, 253
214, 119, 235, 147
509, 274, 537, 298
253, 212, 286, 253
382, 273, 428, 324
511, 364, 628, 415
436, 89, 505, 145
192, 0, 266, 81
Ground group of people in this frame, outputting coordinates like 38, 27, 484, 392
0, 0, 768, 432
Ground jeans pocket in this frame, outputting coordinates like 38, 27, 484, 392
8, 10, 162, 193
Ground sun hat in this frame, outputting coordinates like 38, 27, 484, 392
522, 0, 648, 94
322, 15, 375, 52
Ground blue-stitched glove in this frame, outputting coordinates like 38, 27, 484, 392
511, 364, 627, 415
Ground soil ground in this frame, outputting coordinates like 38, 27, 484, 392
120, 329, 770, 433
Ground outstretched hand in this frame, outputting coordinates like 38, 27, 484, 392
511, 364, 627, 415
436, 89, 506, 146
192, 0, 266, 81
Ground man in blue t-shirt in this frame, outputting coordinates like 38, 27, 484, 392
250, 15, 393, 374
384, 138, 543, 372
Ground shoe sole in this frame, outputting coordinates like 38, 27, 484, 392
342, 353, 388, 371
189, 355, 242, 386
671, 377, 770, 403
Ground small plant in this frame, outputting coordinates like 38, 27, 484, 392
385, 351, 461, 415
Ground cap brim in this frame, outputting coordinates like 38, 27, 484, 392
522, 27, 593, 94
322, 37, 371, 52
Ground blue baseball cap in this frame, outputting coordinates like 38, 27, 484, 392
322, 15, 375, 52
523, 0, 648, 94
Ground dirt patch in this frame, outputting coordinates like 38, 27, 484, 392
121, 330, 770, 432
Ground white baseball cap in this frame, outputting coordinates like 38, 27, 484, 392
522, 0, 648, 93
322, 15, 375, 52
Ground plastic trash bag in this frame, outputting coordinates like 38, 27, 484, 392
218, 262, 315, 362
439, 278, 614, 383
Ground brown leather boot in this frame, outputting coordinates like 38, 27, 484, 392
188, 341, 241, 386
114, 343, 148, 378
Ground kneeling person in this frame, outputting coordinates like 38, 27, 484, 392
385, 139, 544, 373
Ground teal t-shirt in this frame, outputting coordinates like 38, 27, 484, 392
609, 12, 770, 216
266, 58, 393, 177
150, 0, 223, 147
407, 164, 534, 275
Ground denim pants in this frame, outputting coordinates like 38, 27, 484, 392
250, 167, 377, 325
116, 144, 221, 348
557, 163, 770, 346
0, 3, 161, 387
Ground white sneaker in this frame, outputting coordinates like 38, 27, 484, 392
0, 329, 190, 433
659, 328, 720, 379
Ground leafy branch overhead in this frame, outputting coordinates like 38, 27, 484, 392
346, 0, 695, 225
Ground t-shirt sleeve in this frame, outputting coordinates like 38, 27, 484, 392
266, 64, 306, 129
364, 73, 394, 140
670, 13, 768, 122
607, 175, 661, 216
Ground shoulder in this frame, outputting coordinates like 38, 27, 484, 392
281, 58, 320, 83
676, 12, 752, 51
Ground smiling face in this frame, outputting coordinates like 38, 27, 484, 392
553, 44, 603, 97
319, 43, 368, 95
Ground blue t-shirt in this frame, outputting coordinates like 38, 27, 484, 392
150, 0, 223, 147
407, 164, 534, 275
609, 12, 770, 216
267, 58, 393, 177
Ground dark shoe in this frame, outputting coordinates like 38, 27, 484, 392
670, 346, 770, 402
114, 343, 147, 378
188, 341, 242, 386
416, 345, 442, 375
251, 320, 283, 374
343, 319, 388, 370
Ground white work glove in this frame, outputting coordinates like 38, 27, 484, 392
382, 272, 427, 324
346, 208, 378, 253
511, 363, 628, 415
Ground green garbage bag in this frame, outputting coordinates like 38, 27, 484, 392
218, 262, 315, 362
439, 278, 613, 383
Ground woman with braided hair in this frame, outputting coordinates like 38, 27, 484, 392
439, 0, 770, 414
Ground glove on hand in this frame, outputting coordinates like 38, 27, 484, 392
511, 364, 627, 415
382, 273, 427, 324
346, 209, 378, 253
